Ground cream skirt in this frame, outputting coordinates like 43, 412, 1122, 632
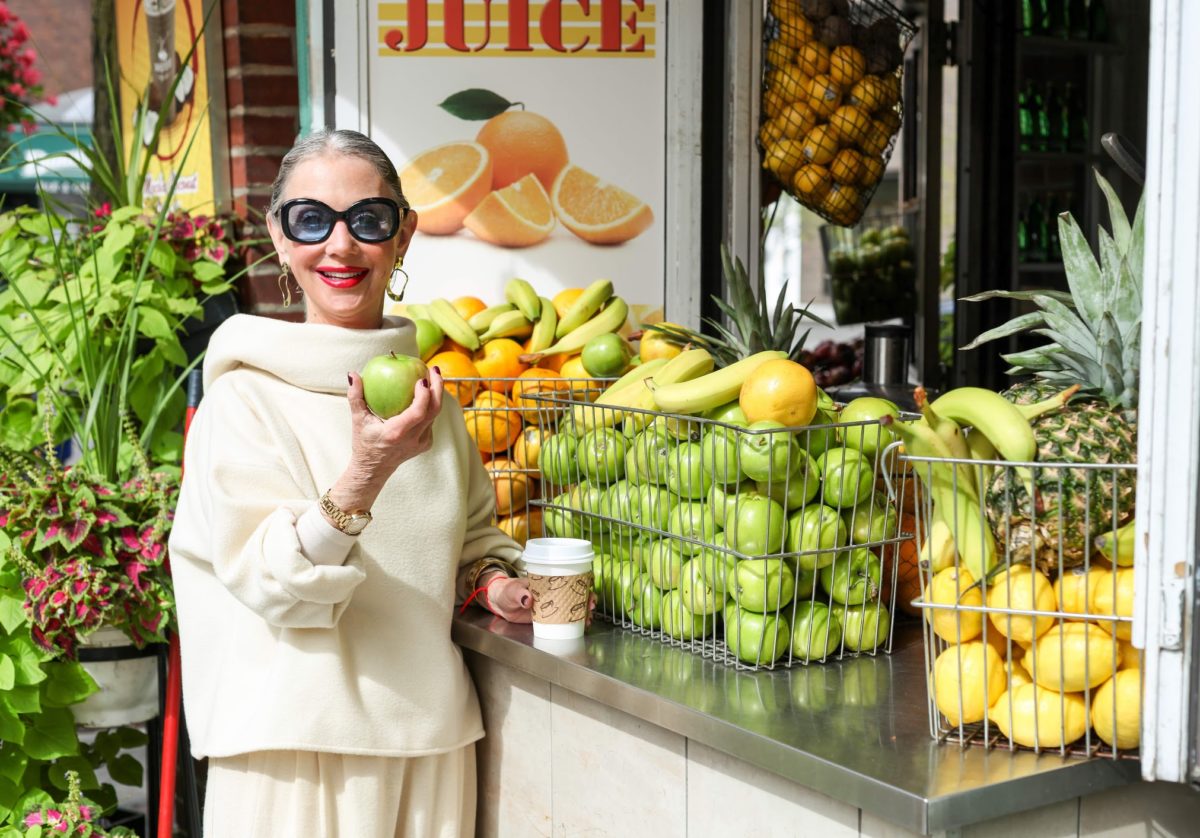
202, 745, 476, 838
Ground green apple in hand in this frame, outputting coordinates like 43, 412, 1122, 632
361, 352, 429, 418
723, 603, 791, 666
790, 601, 843, 661
660, 589, 715, 640
731, 558, 796, 613
666, 501, 719, 556
700, 422, 747, 485
726, 493, 787, 556
645, 538, 687, 590
836, 601, 891, 652
786, 504, 848, 571
577, 428, 628, 484
819, 547, 882, 606
666, 441, 714, 500
755, 449, 820, 510
838, 397, 900, 460
815, 447, 876, 509
738, 420, 801, 482
708, 480, 754, 529
678, 557, 728, 615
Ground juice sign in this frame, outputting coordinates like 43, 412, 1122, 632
378, 0, 656, 57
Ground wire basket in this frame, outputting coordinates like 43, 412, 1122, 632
445, 375, 611, 543
819, 210, 917, 324
525, 390, 918, 671
759, 0, 917, 226
898, 449, 1141, 759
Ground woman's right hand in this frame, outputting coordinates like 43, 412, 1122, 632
331, 366, 444, 510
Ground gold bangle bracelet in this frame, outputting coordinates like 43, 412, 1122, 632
468, 558, 519, 591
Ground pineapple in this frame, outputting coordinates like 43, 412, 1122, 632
962, 172, 1141, 572
643, 244, 829, 366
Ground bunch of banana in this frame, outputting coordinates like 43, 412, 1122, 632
571, 348, 715, 430
478, 310, 533, 343
428, 298, 481, 351
467, 303, 516, 332
526, 296, 558, 354
556, 278, 613, 338
505, 278, 542, 321
524, 295, 629, 361
1095, 518, 1135, 566
646, 350, 787, 415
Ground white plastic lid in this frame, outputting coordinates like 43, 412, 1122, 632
523, 537, 594, 575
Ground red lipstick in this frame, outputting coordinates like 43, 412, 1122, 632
315, 265, 369, 288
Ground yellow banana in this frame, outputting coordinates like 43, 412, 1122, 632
555, 278, 613, 338
468, 303, 516, 333
913, 386, 975, 493
403, 303, 431, 320
964, 429, 998, 489
428, 298, 481, 351
647, 350, 786, 415
504, 278, 541, 321
1095, 518, 1136, 567
478, 310, 533, 342
929, 387, 1037, 498
572, 349, 714, 430
527, 296, 558, 353
921, 516, 956, 573
1014, 384, 1082, 422
569, 358, 671, 430
531, 296, 628, 358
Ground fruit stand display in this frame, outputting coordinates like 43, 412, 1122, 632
759, 0, 916, 226
903, 172, 1142, 757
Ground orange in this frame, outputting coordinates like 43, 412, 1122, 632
829, 104, 873, 147
475, 110, 569, 191
738, 359, 818, 427
793, 164, 832, 201
800, 125, 840, 166
473, 338, 529, 392
497, 508, 544, 546
400, 142, 493, 235
558, 356, 602, 402
537, 349, 578, 373
759, 116, 787, 149
763, 138, 807, 183
463, 174, 556, 248
451, 296, 488, 320
829, 45, 867, 89
860, 154, 885, 187
486, 458, 533, 516
796, 41, 831, 78
551, 288, 585, 319
859, 123, 891, 157
848, 75, 889, 112
436, 337, 473, 357
767, 64, 811, 103
550, 164, 653, 246
512, 424, 549, 470
876, 108, 902, 135
775, 11, 813, 49
639, 324, 684, 363
830, 148, 868, 186
762, 87, 787, 119
821, 183, 862, 225
807, 74, 842, 118
777, 102, 818, 140
464, 391, 523, 455
511, 368, 570, 424
428, 351, 480, 406
764, 39, 796, 70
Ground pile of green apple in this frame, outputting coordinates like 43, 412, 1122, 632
536, 394, 907, 667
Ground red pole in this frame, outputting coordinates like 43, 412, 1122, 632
157, 371, 202, 836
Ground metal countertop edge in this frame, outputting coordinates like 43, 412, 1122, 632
452, 617, 1141, 835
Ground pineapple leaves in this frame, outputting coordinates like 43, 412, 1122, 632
1032, 293, 1095, 357
959, 289, 1074, 305
1095, 170, 1132, 253
1057, 210, 1105, 327
959, 311, 1044, 351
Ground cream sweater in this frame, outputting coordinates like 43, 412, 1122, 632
169, 314, 521, 759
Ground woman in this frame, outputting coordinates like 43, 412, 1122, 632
169, 129, 534, 837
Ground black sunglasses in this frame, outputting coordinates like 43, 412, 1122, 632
278, 197, 408, 244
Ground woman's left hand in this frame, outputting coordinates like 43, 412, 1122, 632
484, 576, 597, 627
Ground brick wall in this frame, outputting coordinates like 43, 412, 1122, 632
221, 0, 301, 320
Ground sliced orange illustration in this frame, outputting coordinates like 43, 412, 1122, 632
399, 141, 493, 235
550, 164, 654, 246
476, 110, 570, 191
463, 174, 556, 248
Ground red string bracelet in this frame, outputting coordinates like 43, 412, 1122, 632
458, 575, 507, 615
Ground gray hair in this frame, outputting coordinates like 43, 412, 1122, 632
268, 129, 408, 216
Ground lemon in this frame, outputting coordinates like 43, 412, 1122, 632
1030, 622, 1119, 692
1118, 638, 1140, 670
1090, 567, 1134, 640
992, 683, 1088, 748
926, 567, 982, 643
986, 566, 1057, 644
1054, 565, 1106, 620
1091, 669, 1141, 749
932, 641, 1006, 726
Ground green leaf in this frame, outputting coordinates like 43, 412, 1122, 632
106, 753, 142, 787
48, 756, 98, 792
109, 726, 148, 750
135, 306, 173, 341
0, 745, 28, 785
0, 702, 22, 745
0, 597, 22, 636
959, 311, 1045, 351
1056, 211, 1104, 327
191, 260, 225, 283
1032, 295, 1097, 360
20, 707, 78, 761
959, 289, 1074, 305
7, 643, 46, 687
438, 88, 514, 120
1094, 169, 1131, 253
43, 663, 98, 708
148, 240, 177, 277
0, 776, 20, 824
0, 655, 13, 691
2, 685, 40, 715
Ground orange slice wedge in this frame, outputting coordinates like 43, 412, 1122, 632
463, 174, 556, 248
550, 164, 654, 245
400, 141, 493, 235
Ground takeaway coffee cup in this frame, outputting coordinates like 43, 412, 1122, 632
522, 538, 594, 640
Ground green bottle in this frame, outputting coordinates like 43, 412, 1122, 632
1034, 84, 1051, 151
1018, 82, 1035, 151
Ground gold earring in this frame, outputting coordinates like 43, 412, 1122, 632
278, 263, 292, 308
386, 257, 410, 302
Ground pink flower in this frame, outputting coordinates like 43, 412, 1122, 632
71, 580, 89, 597
95, 202, 112, 219
121, 527, 141, 551
206, 244, 228, 264
18, 47, 35, 67
0, 7, 11, 25
13, 22, 29, 42
24, 812, 44, 826
49, 590, 67, 608
22, 66, 39, 86
46, 93, 57, 106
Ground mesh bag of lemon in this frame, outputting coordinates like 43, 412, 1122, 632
760, 0, 916, 226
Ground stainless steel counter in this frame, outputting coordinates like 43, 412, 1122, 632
453, 612, 1140, 835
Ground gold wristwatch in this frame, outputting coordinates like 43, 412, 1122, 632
319, 490, 373, 536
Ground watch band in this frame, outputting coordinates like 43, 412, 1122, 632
318, 490, 373, 536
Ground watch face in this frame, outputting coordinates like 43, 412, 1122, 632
343, 515, 370, 536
